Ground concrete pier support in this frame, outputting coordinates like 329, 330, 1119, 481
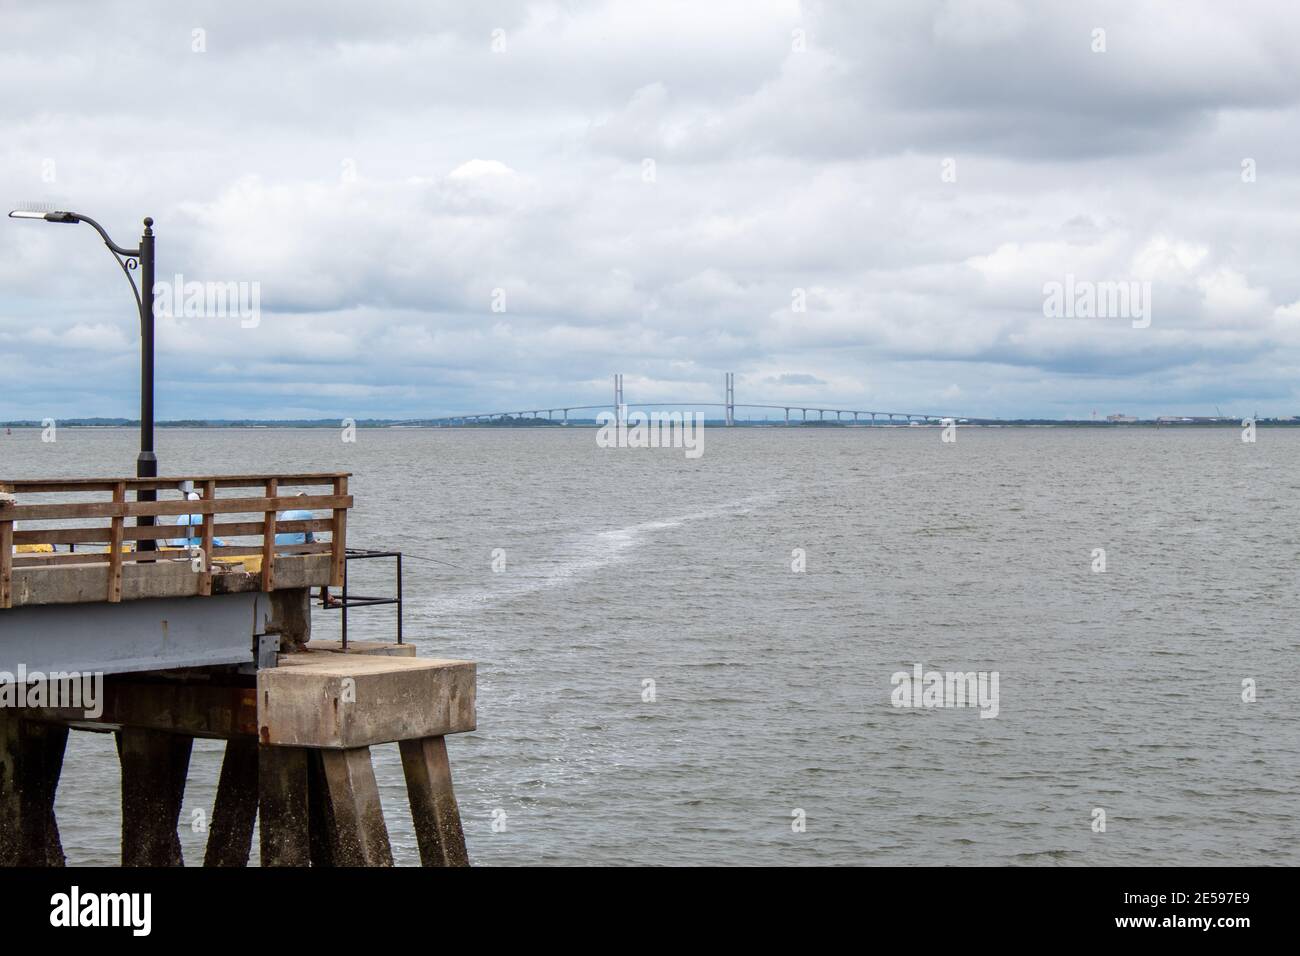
204, 737, 259, 867
118, 727, 193, 866
258, 744, 311, 866
317, 747, 393, 866
2, 644, 473, 867
400, 735, 468, 866
0, 716, 67, 866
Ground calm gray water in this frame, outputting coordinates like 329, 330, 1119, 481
3, 426, 1297, 865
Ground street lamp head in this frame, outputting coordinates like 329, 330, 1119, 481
8, 209, 78, 223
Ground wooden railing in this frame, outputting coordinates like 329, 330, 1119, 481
0, 473, 351, 609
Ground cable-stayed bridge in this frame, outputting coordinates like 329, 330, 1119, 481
401, 374, 971, 426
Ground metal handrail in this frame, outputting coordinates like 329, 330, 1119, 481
318, 549, 403, 649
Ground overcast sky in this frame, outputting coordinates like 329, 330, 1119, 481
3, 0, 1300, 421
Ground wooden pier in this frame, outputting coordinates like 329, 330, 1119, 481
0, 473, 475, 866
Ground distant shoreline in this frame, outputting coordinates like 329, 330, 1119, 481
0, 419, 1291, 429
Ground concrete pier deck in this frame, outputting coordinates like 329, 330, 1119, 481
6, 552, 331, 608
1, 472, 477, 867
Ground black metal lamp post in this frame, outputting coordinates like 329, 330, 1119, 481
9, 209, 159, 550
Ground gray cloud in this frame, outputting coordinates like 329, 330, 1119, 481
3, 0, 1300, 422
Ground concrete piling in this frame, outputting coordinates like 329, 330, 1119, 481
400, 735, 469, 867
0, 716, 67, 866
118, 727, 193, 866
204, 737, 260, 867
318, 747, 394, 866
258, 744, 312, 867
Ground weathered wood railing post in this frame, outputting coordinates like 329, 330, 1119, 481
261, 478, 278, 593
0, 491, 13, 610
108, 480, 125, 603
199, 478, 216, 597
331, 475, 348, 587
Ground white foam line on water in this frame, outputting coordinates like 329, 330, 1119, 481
421, 494, 774, 618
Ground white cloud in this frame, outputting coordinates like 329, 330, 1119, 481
3, 0, 1300, 421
